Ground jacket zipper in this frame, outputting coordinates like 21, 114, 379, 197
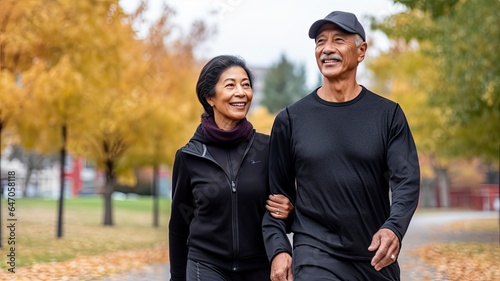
228, 152, 238, 270
230, 135, 255, 271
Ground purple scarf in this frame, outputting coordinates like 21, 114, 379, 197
201, 113, 254, 144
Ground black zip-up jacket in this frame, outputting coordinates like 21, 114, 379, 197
169, 126, 270, 280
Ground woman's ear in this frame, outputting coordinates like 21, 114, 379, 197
206, 97, 213, 107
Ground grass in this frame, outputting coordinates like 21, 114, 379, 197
0, 196, 170, 269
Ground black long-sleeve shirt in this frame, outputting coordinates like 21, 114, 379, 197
263, 86, 420, 261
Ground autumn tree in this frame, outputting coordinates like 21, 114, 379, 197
69, 2, 151, 226
0, 0, 45, 247
369, 0, 499, 206
428, 0, 499, 164
121, 2, 209, 227
14, 0, 145, 228
3, 0, 211, 231
261, 54, 308, 113
0, 0, 37, 171
0, 72, 20, 154
374, 0, 499, 163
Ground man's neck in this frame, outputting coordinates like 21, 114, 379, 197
318, 78, 361, 102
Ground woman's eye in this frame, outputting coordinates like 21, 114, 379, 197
243, 83, 251, 88
225, 83, 234, 88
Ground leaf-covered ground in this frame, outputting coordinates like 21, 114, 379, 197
0, 245, 168, 281
414, 242, 499, 281
4, 239, 497, 281
410, 218, 500, 281
0, 197, 170, 280
1, 200, 496, 281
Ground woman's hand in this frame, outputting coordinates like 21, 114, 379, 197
266, 194, 293, 219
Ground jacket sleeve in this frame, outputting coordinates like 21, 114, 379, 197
169, 150, 194, 281
262, 108, 296, 261
381, 105, 420, 243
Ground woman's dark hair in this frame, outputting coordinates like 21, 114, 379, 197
196, 55, 254, 116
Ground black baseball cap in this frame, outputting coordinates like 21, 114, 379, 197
308, 11, 366, 41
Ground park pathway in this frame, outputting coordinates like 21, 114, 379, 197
100, 210, 498, 281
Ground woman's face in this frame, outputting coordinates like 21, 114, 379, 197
207, 66, 253, 130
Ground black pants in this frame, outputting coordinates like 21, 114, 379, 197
186, 259, 270, 281
293, 245, 400, 281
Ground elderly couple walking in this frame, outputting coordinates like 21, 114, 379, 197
168, 10, 420, 281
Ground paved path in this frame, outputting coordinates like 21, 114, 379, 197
99, 264, 170, 281
100, 210, 498, 281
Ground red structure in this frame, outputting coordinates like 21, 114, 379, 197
64, 157, 83, 196
450, 184, 499, 211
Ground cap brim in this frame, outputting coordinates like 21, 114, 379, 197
308, 19, 358, 39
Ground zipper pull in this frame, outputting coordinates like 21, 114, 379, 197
231, 181, 236, 192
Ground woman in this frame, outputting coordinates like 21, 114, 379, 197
169, 55, 293, 281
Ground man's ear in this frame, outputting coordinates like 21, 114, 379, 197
358, 42, 367, 63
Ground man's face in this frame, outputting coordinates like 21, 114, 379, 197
314, 23, 366, 80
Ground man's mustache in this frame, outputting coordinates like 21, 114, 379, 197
320, 54, 342, 61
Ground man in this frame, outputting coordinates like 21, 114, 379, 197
262, 11, 420, 281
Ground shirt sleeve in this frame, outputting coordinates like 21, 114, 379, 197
169, 150, 194, 281
381, 105, 420, 242
262, 108, 296, 261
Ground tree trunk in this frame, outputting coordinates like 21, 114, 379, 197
56, 124, 67, 238
420, 178, 437, 208
102, 159, 114, 226
485, 164, 499, 184
33, 170, 40, 197
152, 163, 159, 228
436, 167, 450, 208
23, 165, 33, 197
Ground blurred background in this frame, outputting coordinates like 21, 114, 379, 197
0, 0, 498, 280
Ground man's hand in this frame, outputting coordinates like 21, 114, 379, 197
368, 228, 400, 271
270, 252, 293, 281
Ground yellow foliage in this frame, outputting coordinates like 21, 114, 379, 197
2, 0, 210, 180
0, 71, 21, 120
0, 0, 38, 72
248, 106, 277, 135
116, 167, 137, 187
